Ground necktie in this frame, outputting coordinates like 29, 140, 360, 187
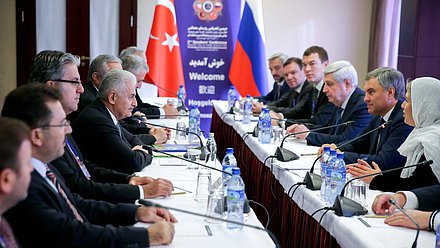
116, 123, 122, 138
334, 108, 344, 125
376, 118, 386, 152
45, 166, 84, 222
311, 87, 319, 115
0, 218, 18, 248
276, 83, 281, 101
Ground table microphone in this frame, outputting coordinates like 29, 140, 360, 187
140, 81, 188, 112
333, 160, 433, 217
144, 121, 206, 161
303, 120, 392, 190
275, 120, 354, 162
145, 145, 230, 176
138, 199, 280, 248
388, 198, 420, 248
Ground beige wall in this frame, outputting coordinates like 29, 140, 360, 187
0, 0, 17, 111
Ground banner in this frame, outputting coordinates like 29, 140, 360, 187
229, 0, 268, 97
174, 0, 241, 136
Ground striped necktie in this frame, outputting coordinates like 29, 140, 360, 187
45, 166, 84, 222
311, 87, 319, 115
0, 218, 18, 248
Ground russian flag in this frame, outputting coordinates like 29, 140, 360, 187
229, 0, 268, 97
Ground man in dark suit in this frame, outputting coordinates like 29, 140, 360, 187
253, 57, 313, 120
255, 52, 290, 103
2, 83, 176, 247
0, 118, 33, 248
73, 69, 153, 174
287, 61, 372, 146
28, 50, 173, 204
274, 46, 336, 127
319, 67, 413, 170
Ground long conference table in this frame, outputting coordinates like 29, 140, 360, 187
135, 117, 276, 247
210, 100, 435, 248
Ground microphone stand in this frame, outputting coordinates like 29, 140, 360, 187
303, 120, 393, 190
333, 160, 433, 217
144, 121, 206, 161
138, 199, 281, 248
275, 121, 355, 162
389, 198, 419, 248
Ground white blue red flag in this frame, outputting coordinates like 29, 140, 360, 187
229, 0, 268, 97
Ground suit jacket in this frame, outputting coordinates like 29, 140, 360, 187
267, 81, 313, 119
286, 82, 336, 127
412, 184, 440, 211
72, 99, 152, 174
119, 117, 157, 145
341, 100, 414, 170
51, 135, 141, 204
135, 91, 160, 118
5, 165, 148, 248
258, 80, 290, 103
306, 87, 372, 146
68, 82, 98, 122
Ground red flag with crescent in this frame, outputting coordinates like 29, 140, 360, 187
145, 0, 185, 97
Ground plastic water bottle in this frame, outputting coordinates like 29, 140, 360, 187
222, 148, 237, 194
257, 109, 266, 141
242, 95, 252, 124
177, 84, 185, 109
206, 133, 217, 167
227, 167, 245, 230
330, 153, 346, 201
324, 150, 337, 204
319, 146, 331, 199
227, 86, 237, 111
436, 224, 440, 248
260, 109, 271, 144
188, 105, 201, 142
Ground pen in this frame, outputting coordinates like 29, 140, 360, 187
171, 191, 186, 195
300, 153, 317, 156
174, 186, 192, 193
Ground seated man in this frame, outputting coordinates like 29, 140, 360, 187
318, 67, 413, 170
272, 46, 336, 127
287, 61, 371, 146
3, 83, 176, 247
73, 69, 153, 173
119, 46, 179, 119
255, 52, 290, 103
0, 117, 33, 247
252, 57, 313, 120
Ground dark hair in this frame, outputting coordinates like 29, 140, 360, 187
0, 117, 31, 172
1, 83, 61, 129
303, 46, 329, 63
28, 50, 80, 84
283, 57, 303, 70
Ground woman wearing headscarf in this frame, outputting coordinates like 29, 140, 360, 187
347, 77, 440, 192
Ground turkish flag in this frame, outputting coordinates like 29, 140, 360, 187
145, 0, 185, 97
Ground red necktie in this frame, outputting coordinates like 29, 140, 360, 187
45, 166, 84, 222
0, 218, 19, 248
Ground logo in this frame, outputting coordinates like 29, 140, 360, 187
193, 0, 223, 21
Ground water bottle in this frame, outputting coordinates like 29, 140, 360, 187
222, 148, 237, 194
227, 167, 245, 230
177, 84, 185, 109
260, 109, 271, 144
329, 153, 346, 202
436, 224, 440, 248
257, 109, 266, 141
227, 86, 237, 111
206, 133, 218, 167
188, 105, 201, 142
320, 146, 331, 199
242, 95, 252, 124
324, 150, 337, 204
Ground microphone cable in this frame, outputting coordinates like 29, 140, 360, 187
315, 208, 332, 248
249, 200, 270, 229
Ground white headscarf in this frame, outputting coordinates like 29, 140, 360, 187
398, 77, 440, 180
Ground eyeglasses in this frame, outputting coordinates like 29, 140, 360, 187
53, 79, 82, 87
38, 120, 71, 129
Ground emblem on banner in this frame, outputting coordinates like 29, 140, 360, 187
193, 0, 223, 21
